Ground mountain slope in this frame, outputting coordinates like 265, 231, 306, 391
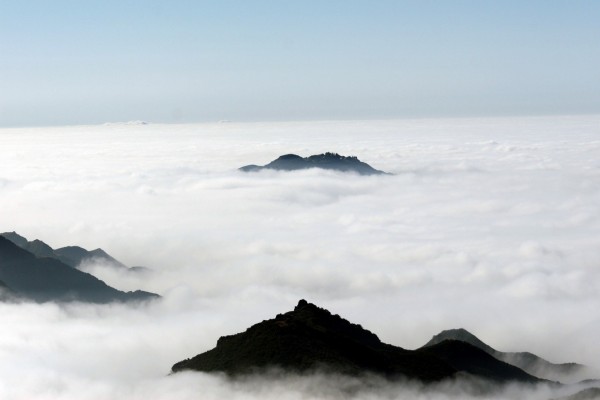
418, 339, 538, 383
1, 231, 139, 270
172, 300, 542, 383
0, 279, 17, 301
423, 328, 585, 381
0, 231, 28, 247
54, 246, 127, 268
172, 299, 454, 380
0, 236, 158, 303
240, 153, 388, 175
0, 232, 57, 259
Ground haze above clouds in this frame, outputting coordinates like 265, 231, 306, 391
1, 1, 600, 126
1, 116, 600, 398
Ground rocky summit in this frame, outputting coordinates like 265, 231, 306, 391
240, 153, 388, 175
172, 300, 542, 383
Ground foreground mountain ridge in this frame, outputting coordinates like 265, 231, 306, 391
172, 299, 542, 384
240, 152, 388, 175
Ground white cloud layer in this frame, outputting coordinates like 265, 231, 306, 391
1, 115, 600, 399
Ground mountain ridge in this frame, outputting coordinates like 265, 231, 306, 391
172, 300, 543, 384
422, 328, 586, 381
1, 231, 142, 271
240, 153, 388, 175
0, 235, 158, 303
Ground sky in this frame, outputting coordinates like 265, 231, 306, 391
1, 1, 600, 126
1, 115, 600, 398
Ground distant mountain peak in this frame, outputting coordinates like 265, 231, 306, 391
25, 239, 56, 258
240, 153, 388, 175
278, 154, 303, 160
423, 327, 586, 382
88, 248, 114, 259
424, 328, 495, 354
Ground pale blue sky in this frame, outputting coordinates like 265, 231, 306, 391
1, 1, 599, 126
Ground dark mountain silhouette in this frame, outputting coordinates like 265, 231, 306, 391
1, 231, 145, 271
0, 231, 28, 247
25, 239, 57, 258
53, 246, 127, 269
0, 232, 56, 259
240, 153, 388, 175
419, 340, 537, 383
423, 328, 585, 381
0, 236, 158, 303
425, 328, 495, 353
172, 300, 542, 384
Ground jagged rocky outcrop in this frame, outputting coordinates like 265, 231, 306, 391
423, 328, 586, 382
172, 300, 542, 384
240, 153, 388, 175
0, 236, 158, 303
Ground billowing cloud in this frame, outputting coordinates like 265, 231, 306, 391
1, 115, 600, 398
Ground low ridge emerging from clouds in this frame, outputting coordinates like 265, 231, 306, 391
239, 152, 388, 175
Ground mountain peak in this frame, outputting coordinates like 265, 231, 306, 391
171, 300, 545, 383
295, 298, 308, 310
0, 231, 29, 248
422, 328, 586, 381
171, 301, 558, 383
277, 154, 303, 160
26, 239, 56, 258
424, 328, 496, 354
172, 299, 454, 379
240, 153, 388, 175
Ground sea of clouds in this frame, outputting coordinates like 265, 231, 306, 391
1, 115, 600, 399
